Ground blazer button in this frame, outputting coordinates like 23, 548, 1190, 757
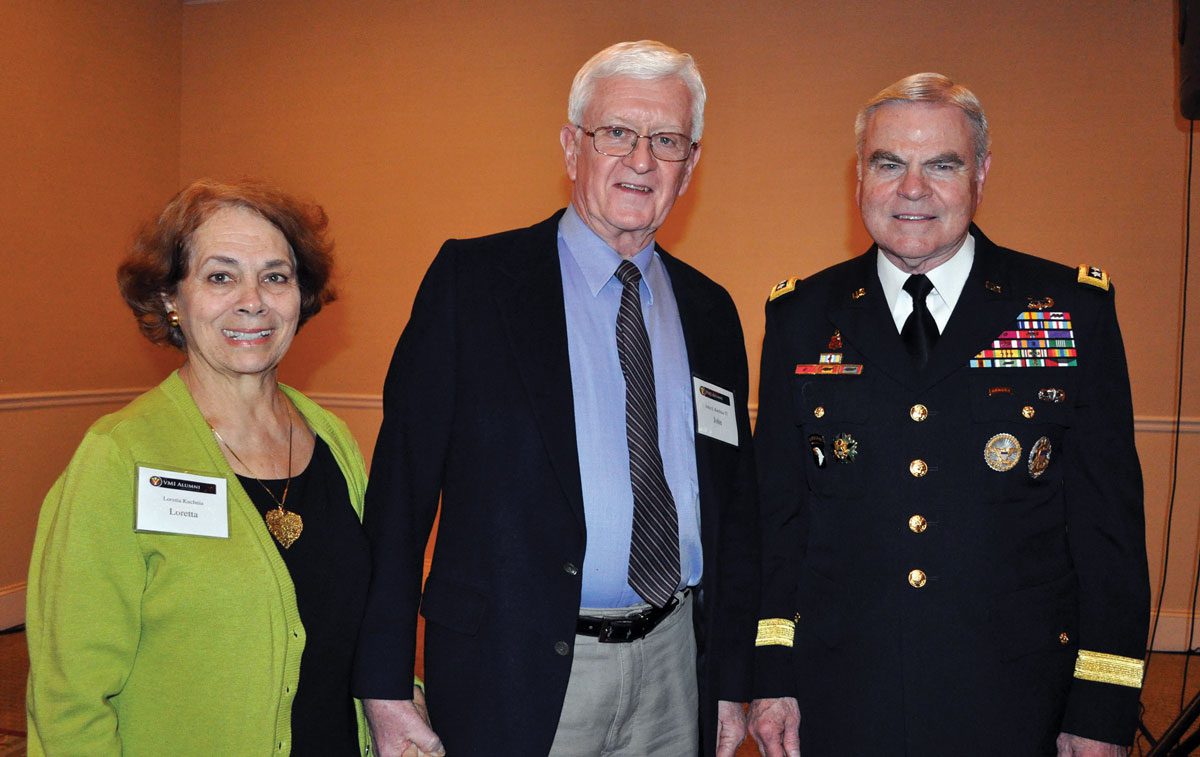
554, 641, 571, 656
908, 514, 928, 533
909, 404, 928, 422
563, 562, 579, 576
908, 569, 927, 588
909, 459, 928, 478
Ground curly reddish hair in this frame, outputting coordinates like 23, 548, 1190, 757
118, 178, 336, 350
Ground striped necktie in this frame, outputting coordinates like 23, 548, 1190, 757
615, 260, 680, 608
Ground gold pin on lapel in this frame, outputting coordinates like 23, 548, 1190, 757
851, 287, 867, 300
984, 280, 1003, 294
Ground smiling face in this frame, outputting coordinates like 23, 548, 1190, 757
165, 205, 300, 382
560, 75, 701, 257
856, 101, 991, 274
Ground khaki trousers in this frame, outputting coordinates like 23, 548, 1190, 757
548, 592, 698, 756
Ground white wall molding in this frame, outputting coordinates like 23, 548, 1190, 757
1149, 609, 1200, 652
2, 390, 1199, 434
0, 388, 143, 412
0, 582, 25, 631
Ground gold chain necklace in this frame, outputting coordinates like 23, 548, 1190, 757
210, 400, 303, 549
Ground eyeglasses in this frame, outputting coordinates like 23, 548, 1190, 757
581, 126, 697, 162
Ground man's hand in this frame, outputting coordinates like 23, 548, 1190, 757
1056, 732, 1129, 756
748, 697, 800, 757
364, 690, 445, 757
716, 700, 749, 756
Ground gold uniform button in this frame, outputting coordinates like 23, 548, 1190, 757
908, 515, 928, 533
908, 569, 927, 588
813, 405, 825, 418
909, 459, 928, 477
1022, 405, 1036, 419
1059, 632, 1070, 645
909, 404, 928, 422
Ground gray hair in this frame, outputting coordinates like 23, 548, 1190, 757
567, 40, 706, 140
855, 72, 990, 166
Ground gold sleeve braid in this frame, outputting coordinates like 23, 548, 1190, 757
755, 618, 795, 648
1073, 650, 1144, 689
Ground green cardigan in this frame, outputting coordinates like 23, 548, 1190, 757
26, 371, 370, 755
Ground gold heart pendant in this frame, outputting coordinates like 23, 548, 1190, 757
265, 507, 303, 549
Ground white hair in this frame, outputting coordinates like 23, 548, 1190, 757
567, 40, 706, 140
855, 72, 990, 166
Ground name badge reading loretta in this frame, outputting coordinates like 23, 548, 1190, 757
135, 465, 229, 538
693, 377, 738, 446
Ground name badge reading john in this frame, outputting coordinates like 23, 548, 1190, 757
693, 377, 738, 446
135, 465, 229, 538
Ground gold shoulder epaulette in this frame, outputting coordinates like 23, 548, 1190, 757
1076, 265, 1110, 291
1073, 649, 1144, 688
755, 617, 796, 647
769, 277, 800, 302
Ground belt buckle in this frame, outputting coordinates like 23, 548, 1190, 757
598, 617, 639, 643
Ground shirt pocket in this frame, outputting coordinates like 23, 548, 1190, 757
969, 374, 1074, 492
793, 376, 872, 499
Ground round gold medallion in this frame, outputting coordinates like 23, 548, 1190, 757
908, 459, 928, 478
813, 405, 825, 419
908, 569, 927, 588
908, 515, 928, 533
983, 433, 1022, 472
1028, 436, 1052, 478
909, 404, 928, 422
1021, 405, 1036, 419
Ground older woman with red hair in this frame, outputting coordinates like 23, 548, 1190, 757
26, 179, 426, 755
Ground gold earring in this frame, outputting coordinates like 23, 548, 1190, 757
167, 311, 180, 328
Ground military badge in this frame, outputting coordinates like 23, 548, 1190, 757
983, 433, 1022, 472
832, 433, 858, 463
795, 364, 863, 375
985, 280, 1003, 294
808, 434, 827, 468
969, 310, 1077, 368
1028, 436, 1052, 478
1027, 296, 1055, 311
988, 386, 1012, 396
819, 353, 843, 364
1076, 265, 1110, 291
1038, 387, 1067, 403
827, 330, 843, 350
769, 277, 800, 301
851, 287, 867, 300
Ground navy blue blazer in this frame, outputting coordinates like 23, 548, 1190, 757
354, 210, 759, 756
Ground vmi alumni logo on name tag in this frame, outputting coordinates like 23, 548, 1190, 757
693, 377, 738, 446
136, 465, 229, 537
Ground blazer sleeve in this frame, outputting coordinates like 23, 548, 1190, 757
751, 296, 809, 699
26, 432, 145, 756
353, 243, 459, 699
708, 290, 761, 702
1058, 284, 1150, 744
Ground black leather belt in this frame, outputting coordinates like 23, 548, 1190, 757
576, 591, 685, 643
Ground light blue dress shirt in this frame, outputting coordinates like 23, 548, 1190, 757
557, 205, 702, 609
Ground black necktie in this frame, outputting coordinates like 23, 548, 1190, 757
901, 274, 939, 369
615, 260, 680, 608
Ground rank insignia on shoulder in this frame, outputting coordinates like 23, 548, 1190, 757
1077, 265, 1110, 291
769, 277, 800, 301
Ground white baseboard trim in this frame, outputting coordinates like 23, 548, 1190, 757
0, 582, 25, 631
1149, 609, 1200, 652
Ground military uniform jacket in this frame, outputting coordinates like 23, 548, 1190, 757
353, 210, 760, 756
753, 227, 1148, 755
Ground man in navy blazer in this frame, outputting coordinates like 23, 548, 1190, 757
354, 40, 758, 756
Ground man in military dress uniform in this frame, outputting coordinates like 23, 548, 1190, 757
748, 73, 1149, 756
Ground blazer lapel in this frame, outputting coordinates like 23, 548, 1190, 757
828, 251, 918, 388
918, 227, 1025, 390
491, 212, 586, 530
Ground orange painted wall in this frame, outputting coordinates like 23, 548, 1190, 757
0, 1, 182, 625
3, 1, 1198, 645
